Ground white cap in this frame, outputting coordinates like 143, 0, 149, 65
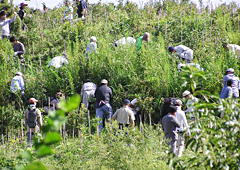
16, 72, 22, 76
101, 79, 108, 84
182, 90, 191, 97
227, 68, 234, 73
174, 99, 182, 105
90, 36, 97, 42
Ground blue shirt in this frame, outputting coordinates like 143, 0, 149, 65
10, 75, 25, 93
223, 74, 240, 98
220, 86, 232, 99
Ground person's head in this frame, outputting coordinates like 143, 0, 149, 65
90, 36, 97, 42
142, 32, 150, 42
56, 92, 63, 99
62, 52, 68, 59
20, 2, 28, 9
15, 72, 22, 77
222, 43, 228, 51
174, 99, 182, 107
86, 79, 92, 82
168, 46, 176, 53
29, 98, 38, 106
123, 99, 130, 106
168, 105, 177, 116
182, 90, 191, 99
226, 68, 234, 75
0, 10, 6, 20
227, 80, 233, 87
101, 79, 108, 86
66, 1, 71, 6
10, 36, 18, 44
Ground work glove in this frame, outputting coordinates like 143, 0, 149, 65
13, 52, 18, 56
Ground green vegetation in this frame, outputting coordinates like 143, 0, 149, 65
0, 0, 240, 169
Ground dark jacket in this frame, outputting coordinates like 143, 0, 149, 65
95, 85, 112, 107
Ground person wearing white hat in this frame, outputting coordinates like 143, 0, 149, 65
63, 1, 73, 21
169, 45, 193, 62
222, 43, 240, 59
81, 79, 96, 109
10, 72, 25, 109
222, 68, 240, 98
174, 99, 191, 157
24, 97, 43, 145
182, 90, 198, 120
114, 37, 136, 47
48, 53, 68, 68
95, 79, 113, 131
85, 36, 97, 60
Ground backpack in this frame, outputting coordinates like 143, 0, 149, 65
28, 108, 37, 128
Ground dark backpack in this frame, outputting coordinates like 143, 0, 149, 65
28, 108, 37, 128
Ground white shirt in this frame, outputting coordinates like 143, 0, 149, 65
85, 42, 97, 58
175, 45, 193, 61
228, 44, 240, 57
0, 14, 17, 37
115, 37, 136, 47
48, 56, 68, 68
81, 82, 97, 97
176, 106, 191, 136
63, 6, 73, 20
10, 75, 25, 93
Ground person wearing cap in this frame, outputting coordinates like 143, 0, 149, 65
114, 37, 136, 47
220, 80, 233, 99
111, 99, 135, 130
222, 43, 240, 59
0, 10, 17, 39
48, 53, 68, 68
19, 2, 28, 20
77, 0, 87, 19
94, 79, 113, 131
174, 99, 191, 157
10, 72, 25, 109
10, 36, 25, 63
63, 1, 73, 21
85, 36, 97, 60
137, 32, 150, 50
169, 45, 193, 62
81, 79, 97, 109
223, 68, 240, 98
24, 98, 43, 145
162, 105, 180, 154
182, 90, 198, 120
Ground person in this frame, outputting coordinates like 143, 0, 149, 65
81, 79, 97, 109
177, 62, 203, 72
174, 99, 191, 157
0, 10, 17, 39
10, 36, 25, 63
222, 43, 240, 59
10, 72, 25, 109
95, 79, 113, 131
63, 1, 73, 21
111, 99, 135, 130
220, 80, 233, 99
85, 36, 97, 60
18, 2, 28, 20
169, 45, 193, 62
24, 98, 43, 145
43, 3, 48, 13
77, 0, 87, 19
162, 105, 180, 154
137, 32, 150, 50
223, 68, 240, 98
43, 92, 63, 114
48, 53, 68, 68
114, 37, 136, 47
182, 90, 198, 120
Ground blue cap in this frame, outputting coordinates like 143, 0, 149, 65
123, 99, 130, 105
169, 46, 175, 53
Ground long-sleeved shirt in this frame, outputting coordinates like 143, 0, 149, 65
13, 42, 25, 55
95, 85, 112, 107
220, 86, 232, 99
48, 56, 68, 68
10, 75, 25, 93
162, 114, 180, 141
175, 45, 193, 61
115, 37, 136, 47
24, 106, 43, 132
63, 6, 73, 20
0, 14, 17, 37
223, 74, 240, 98
81, 82, 96, 97
85, 42, 97, 59
112, 106, 135, 124
176, 106, 191, 136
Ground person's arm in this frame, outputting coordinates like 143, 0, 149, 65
20, 77, 25, 92
9, 12, 17, 23
172, 116, 180, 128
37, 109, 43, 127
181, 113, 190, 136
129, 110, 135, 127
131, 120, 135, 127
0, 19, 12, 27
111, 111, 117, 123
80, 84, 84, 97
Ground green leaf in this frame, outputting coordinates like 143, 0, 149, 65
60, 94, 81, 112
22, 150, 32, 163
44, 132, 62, 144
37, 145, 54, 158
25, 161, 48, 170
